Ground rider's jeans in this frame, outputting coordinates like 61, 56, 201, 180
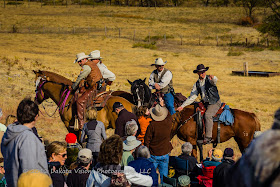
163, 92, 176, 115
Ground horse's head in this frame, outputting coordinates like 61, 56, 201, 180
33, 70, 50, 104
128, 78, 150, 107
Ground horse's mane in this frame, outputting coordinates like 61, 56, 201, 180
37, 70, 72, 86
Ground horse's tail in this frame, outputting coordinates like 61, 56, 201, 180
251, 113, 261, 131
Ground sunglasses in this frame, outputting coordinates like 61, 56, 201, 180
58, 153, 67, 158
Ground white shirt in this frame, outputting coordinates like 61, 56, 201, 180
148, 68, 173, 90
97, 62, 116, 81
180, 76, 218, 108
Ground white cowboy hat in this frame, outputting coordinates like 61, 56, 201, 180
149, 104, 169, 121
151, 58, 167, 66
73, 52, 89, 63
123, 136, 141, 151
88, 50, 103, 60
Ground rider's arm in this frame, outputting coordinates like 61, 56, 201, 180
157, 70, 172, 89
71, 65, 91, 90
180, 83, 199, 108
148, 72, 156, 90
209, 76, 218, 85
97, 63, 116, 81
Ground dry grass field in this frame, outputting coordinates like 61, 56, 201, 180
0, 3, 279, 160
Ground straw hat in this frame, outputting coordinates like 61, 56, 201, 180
88, 50, 103, 60
123, 136, 141, 151
73, 52, 89, 63
149, 104, 168, 121
150, 58, 167, 66
193, 64, 209, 73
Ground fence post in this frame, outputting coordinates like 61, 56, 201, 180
53, 0, 55, 7
230, 35, 232, 45
257, 38, 259, 46
148, 32, 150, 43
105, 26, 107, 37
88, 27, 90, 37
180, 35, 183, 45
246, 38, 248, 46
244, 62, 248, 76
266, 38, 269, 47
28, 0, 30, 7
216, 35, 219, 46
16, 0, 17, 8
164, 34, 166, 43
198, 37, 200, 45
119, 28, 121, 38
66, 0, 68, 7
73, 27, 75, 34
80, 0, 81, 8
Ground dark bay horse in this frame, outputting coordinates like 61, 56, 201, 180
33, 70, 135, 134
128, 78, 151, 107
171, 106, 261, 161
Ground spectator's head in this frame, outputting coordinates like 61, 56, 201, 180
17, 98, 39, 124
181, 142, 193, 155
149, 104, 168, 121
123, 136, 141, 152
46, 141, 67, 166
0, 157, 4, 175
5, 114, 17, 126
77, 148, 92, 167
65, 133, 77, 144
178, 175, 191, 187
125, 119, 138, 136
272, 108, 280, 130
223, 148, 234, 160
18, 169, 52, 187
212, 149, 223, 162
98, 134, 123, 165
112, 102, 124, 114
136, 145, 150, 158
136, 106, 149, 118
86, 106, 98, 121
253, 131, 262, 139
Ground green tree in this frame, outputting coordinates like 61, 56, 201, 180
239, 0, 263, 19
258, 0, 280, 44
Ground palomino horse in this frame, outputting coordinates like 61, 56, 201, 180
33, 70, 135, 135
171, 106, 261, 161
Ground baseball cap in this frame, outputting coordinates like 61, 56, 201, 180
78, 148, 92, 164
112, 102, 123, 112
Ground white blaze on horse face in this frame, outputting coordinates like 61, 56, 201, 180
35, 77, 42, 94
136, 88, 141, 107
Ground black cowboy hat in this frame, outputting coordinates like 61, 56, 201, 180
193, 64, 209, 73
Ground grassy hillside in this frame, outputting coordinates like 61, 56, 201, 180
0, 4, 279, 159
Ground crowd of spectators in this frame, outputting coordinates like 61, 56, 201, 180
0, 98, 279, 187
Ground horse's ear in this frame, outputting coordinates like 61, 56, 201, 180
128, 79, 133, 85
143, 78, 146, 82
33, 70, 37, 74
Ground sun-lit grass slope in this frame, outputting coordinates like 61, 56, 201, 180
0, 4, 279, 158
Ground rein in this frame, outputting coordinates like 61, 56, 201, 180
176, 112, 197, 133
35, 79, 72, 117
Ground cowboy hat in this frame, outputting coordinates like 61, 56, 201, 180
150, 58, 167, 66
123, 136, 141, 151
193, 64, 209, 73
88, 50, 103, 60
149, 104, 169, 121
73, 52, 89, 63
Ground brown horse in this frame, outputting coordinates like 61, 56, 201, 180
171, 105, 261, 161
33, 70, 135, 133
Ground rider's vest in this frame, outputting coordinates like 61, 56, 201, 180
153, 68, 173, 94
84, 61, 102, 89
196, 75, 220, 105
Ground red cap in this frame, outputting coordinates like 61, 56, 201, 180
65, 133, 77, 144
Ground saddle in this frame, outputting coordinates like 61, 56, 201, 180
195, 102, 227, 143
88, 90, 112, 109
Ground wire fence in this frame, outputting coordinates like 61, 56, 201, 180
0, 23, 275, 48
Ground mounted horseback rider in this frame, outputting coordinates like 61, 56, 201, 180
148, 58, 176, 115
72, 52, 103, 129
88, 50, 116, 90
177, 64, 221, 144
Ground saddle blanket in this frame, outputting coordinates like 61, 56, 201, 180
218, 105, 234, 125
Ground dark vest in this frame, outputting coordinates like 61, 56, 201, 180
153, 68, 173, 94
196, 75, 220, 105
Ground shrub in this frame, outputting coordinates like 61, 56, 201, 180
132, 42, 157, 49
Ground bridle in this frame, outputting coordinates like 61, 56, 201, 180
34, 76, 72, 117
